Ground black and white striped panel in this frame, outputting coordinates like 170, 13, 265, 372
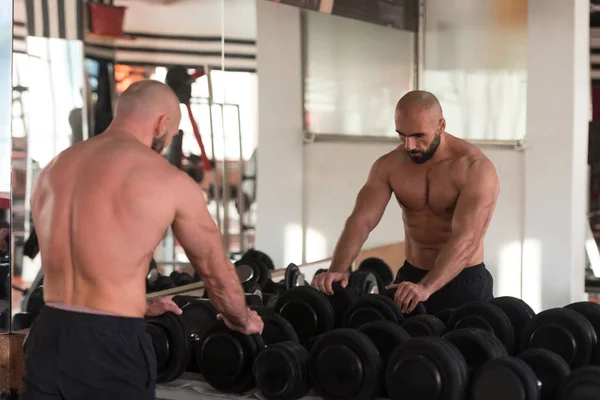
13, 21, 27, 54
25, 0, 85, 40
85, 32, 257, 72
592, 27, 600, 85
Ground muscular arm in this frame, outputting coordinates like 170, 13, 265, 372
329, 155, 393, 274
171, 172, 248, 327
420, 159, 499, 294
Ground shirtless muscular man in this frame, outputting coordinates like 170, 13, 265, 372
21, 80, 263, 400
312, 90, 499, 314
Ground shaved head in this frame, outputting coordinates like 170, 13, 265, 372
112, 80, 182, 153
394, 90, 445, 164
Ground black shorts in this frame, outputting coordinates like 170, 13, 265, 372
394, 260, 494, 314
20, 306, 156, 400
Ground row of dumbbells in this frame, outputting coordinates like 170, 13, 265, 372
148, 260, 600, 400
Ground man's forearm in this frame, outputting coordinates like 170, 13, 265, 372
192, 248, 248, 327
329, 218, 370, 274
419, 236, 477, 294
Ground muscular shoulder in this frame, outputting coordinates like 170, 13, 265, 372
452, 154, 498, 196
372, 147, 410, 177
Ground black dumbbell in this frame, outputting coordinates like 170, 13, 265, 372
447, 301, 515, 354
358, 321, 411, 398
253, 341, 310, 400
273, 286, 335, 344
442, 327, 508, 378
383, 286, 428, 317
309, 328, 384, 400
358, 257, 394, 286
343, 293, 405, 329
558, 365, 600, 399
169, 270, 194, 287
198, 308, 299, 394
152, 274, 177, 292
240, 248, 275, 271
12, 312, 38, 331
434, 308, 455, 326
261, 263, 307, 309
489, 296, 536, 354
385, 336, 469, 400
473, 348, 570, 400
179, 299, 218, 373
145, 311, 190, 383
563, 301, 600, 364
326, 282, 358, 328
26, 285, 45, 314
401, 314, 447, 337
521, 308, 597, 369
348, 269, 382, 296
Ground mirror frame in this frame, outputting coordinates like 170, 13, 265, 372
0, 0, 13, 333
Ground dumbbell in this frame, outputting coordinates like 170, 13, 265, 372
358, 321, 411, 398
26, 285, 45, 314
473, 348, 571, 400
358, 257, 394, 286
446, 300, 519, 354
348, 269, 383, 295
151, 274, 176, 292
383, 286, 428, 317
253, 341, 311, 400
145, 311, 190, 383
240, 248, 275, 271
261, 263, 307, 309
198, 306, 299, 394
12, 312, 38, 331
325, 282, 358, 328
343, 293, 405, 329
401, 314, 447, 337
169, 270, 194, 287
0, 311, 8, 331
273, 285, 335, 344
385, 336, 469, 400
489, 296, 536, 354
309, 328, 384, 400
520, 307, 597, 369
179, 299, 219, 373
442, 327, 508, 379
563, 301, 600, 364
558, 365, 600, 399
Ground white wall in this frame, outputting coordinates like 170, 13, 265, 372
255, 1, 304, 269
522, 0, 589, 311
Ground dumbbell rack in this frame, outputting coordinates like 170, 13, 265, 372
157, 69, 255, 264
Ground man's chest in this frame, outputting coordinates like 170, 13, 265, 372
390, 162, 461, 216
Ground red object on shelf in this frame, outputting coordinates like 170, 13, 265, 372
89, 3, 127, 37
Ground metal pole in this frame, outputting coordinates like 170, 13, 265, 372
205, 66, 222, 233
235, 105, 246, 252
220, 103, 230, 250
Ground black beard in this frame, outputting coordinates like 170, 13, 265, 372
408, 132, 440, 164
152, 131, 168, 153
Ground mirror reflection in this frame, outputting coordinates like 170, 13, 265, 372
8, 0, 262, 327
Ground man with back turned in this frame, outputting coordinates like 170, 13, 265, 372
312, 90, 499, 314
21, 80, 263, 400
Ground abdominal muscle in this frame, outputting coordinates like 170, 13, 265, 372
402, 210, 483, 271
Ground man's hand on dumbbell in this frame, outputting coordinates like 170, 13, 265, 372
386, 281, 431, 313
311, 271, 349, 295
217, 307, 264, 335
145, 296, 183, 317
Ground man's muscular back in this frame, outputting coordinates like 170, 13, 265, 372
32, 134, 192, 317
383, 134, 495, 270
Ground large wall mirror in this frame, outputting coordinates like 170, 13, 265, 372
0, 0, 12, 333
8, 0, 261, 329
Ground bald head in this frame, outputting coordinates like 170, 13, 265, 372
394, 90, 445, 164
112, 80, 182, 153
395, 90, 443, 121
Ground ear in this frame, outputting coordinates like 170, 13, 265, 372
438, 117, 446, 133
156, 114, 169, 136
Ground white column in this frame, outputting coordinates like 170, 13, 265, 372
522, 0, 590, 311
255, 0, 304, 269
